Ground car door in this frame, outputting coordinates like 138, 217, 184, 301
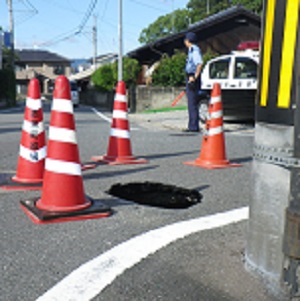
229, 56, 258, 117
232, 56, 258, 90
201, 56, 231, 91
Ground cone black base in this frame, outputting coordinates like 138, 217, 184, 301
0, 174, 42, 191
20, 196, 112, 224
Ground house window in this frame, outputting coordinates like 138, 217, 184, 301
15, 64, 26, 71
53, 65, 65, 75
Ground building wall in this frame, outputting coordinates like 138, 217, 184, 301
16, 62, 71, 95
135, 86, 186, 112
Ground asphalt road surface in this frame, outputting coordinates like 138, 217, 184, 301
1, 103, 277, 301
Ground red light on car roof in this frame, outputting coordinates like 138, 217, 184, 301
237, 41, 260, 51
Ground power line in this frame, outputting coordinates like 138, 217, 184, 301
128, 0, 167, 12
76, 0, 98, 34
38, 0, 98, 47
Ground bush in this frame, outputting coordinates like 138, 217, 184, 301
202, 48, 218, 68
0, 68, 16, 107
112, 57, 141, 87
91, 64, 115, 92
92, 57, 141, 91
151, 49, 219, 87
152, 51, 186, 87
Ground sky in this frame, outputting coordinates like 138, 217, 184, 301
0, 0, 189, 59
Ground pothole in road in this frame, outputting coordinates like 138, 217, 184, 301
107, 182, 202, 209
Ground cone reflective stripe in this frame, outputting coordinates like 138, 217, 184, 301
91, 81, 147, 165
184, 83, 241, 169
20, 76, 111, 223
1, 78, 46, 191
14, 79, 46, 183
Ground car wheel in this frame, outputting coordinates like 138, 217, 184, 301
198, 99, 209, 129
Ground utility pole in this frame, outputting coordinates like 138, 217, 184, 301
118, 0, 123, 81
171, 0, 175, 34
246, 0, 300, 298
206, 0, 210, 15
92, 15, 97, 69
7, 0, 15, 69
0, 28, 3, 70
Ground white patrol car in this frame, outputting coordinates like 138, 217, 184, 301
199, 47, 259, 123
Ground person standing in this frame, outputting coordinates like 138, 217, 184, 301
184, 32, 203, 132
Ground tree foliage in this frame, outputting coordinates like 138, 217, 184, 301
150, 48, 218, 87
0, 47, 16, 106
91, 64, 115, 91
139, 9, 191, 44
91, 57, 141, 91
139, 0, 263, 45
152, 51, 186, 87
187, 0, 263, 22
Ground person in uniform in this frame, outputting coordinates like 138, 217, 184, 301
184, 32, 203, 132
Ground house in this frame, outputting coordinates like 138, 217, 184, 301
127, 5, 261, 84
69, 52, 118, 82
15, 49, 71, 95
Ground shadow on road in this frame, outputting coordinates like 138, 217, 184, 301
232, 156, 253, 164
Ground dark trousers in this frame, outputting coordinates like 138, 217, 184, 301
186, 80, 200, 131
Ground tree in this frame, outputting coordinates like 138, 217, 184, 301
152, 51, 186, 87
112, 57, 141, 87
92, 64, 115, 91
92, 57, 141, 91
139, 9, 191, 44
187, 0, 263, 21
187, 0, 231, 22
139, 1, 262, 46
0, 47, 16, 106
231, 0, 263, 13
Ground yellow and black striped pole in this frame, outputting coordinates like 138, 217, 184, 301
257, 0, 299, 125
246, 0, 300, 297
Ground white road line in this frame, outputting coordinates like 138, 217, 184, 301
91, 107, 139, 131
91, 107, 112, 123
36, 206, 249, 301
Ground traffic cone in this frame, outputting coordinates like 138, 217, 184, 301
184, 83, 241, 169
91, 81, 147, 165
1, 78, 46, 191
20, 75, 112, 224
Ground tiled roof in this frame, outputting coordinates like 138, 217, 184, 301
127, 5, 261, 64
16, 49, 70, 63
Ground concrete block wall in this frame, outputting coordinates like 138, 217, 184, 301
135, 86, 187, 112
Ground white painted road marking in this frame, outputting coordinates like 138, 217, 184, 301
91, 107, 112, 123
91, 107, 139, 131
36, 206, 249, 301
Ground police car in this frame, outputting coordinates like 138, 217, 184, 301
199, 42, 259, 124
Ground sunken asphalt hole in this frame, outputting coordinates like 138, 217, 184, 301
107, 182, 202, 209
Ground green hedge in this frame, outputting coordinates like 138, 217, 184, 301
91, 57, 141, 92
151, 49, 218, 87
0, 68, 16, 107
152, 51, 186, 87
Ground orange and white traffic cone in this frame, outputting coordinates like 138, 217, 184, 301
184, 83, 241, 169
1, 78, 46, 191
91, 81, 147, 165
20, 76, 111, 224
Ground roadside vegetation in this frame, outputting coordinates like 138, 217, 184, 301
91, 57, 141, 91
